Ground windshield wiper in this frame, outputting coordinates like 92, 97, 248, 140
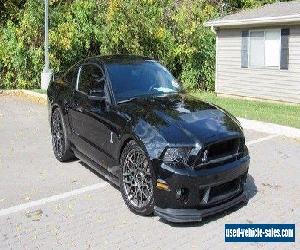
117, 97, 138, 104
117, 91, 180, 104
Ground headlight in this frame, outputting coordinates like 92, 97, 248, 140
163, 147, 192, 164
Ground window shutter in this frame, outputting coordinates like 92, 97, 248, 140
241, 31, 249, 68
280, 28, 290, 70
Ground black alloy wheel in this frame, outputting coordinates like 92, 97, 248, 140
51, 108, 75, 162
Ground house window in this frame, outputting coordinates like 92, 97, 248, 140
249, 29, 281, 68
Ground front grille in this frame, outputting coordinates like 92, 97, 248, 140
194, 137, 244, 168
199, 177, 243, 206
208, 138, 241, 160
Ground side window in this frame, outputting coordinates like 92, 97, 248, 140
64, 66, 78, 86
78, 64, 105, 94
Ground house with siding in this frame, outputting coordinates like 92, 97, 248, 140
205, 1, 300, 104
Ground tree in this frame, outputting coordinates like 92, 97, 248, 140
0, 0, 27, 24
208, 0, 286, 15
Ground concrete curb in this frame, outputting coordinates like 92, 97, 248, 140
238, 117, 300, 138
22, 90, 47, 100
0, 89, 47, 105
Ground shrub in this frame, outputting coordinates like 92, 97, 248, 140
0, 0, 218, 90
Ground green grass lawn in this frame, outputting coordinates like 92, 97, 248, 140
32, 89, 47, 94
191, 91, 300, 129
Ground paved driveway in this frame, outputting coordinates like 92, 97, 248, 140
0, 95, 299, 249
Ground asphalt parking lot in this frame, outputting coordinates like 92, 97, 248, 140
0, 95, 299, 249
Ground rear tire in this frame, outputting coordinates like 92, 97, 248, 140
120, 140, 155, 216
51, 108, 75, 162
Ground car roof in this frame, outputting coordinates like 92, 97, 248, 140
85, 55, 155, 65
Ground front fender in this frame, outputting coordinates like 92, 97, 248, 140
133, 119, 168, 160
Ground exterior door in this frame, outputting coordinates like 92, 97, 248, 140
69, 63, 113, 168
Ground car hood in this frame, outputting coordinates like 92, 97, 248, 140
118, 93, 243, 147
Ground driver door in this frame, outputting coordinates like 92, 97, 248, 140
69, 63, 112, 168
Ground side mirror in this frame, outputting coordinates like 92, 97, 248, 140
88, 90, 107, 101
53, 74, 63, 83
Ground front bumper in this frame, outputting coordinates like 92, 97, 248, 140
155, 192, 247, 223
153, 155, 250, 223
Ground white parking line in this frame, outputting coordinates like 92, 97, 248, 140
0, 182, 108, 217
246, 134, 280, 146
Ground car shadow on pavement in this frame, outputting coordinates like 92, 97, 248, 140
159, 174, 257, 227
79, 161, 120, 190
244, 174, 257, 200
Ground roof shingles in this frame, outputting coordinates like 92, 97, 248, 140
206, 1, 300, 27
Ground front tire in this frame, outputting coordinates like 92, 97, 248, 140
51, 108, 75, 162
120, 141, 155, 216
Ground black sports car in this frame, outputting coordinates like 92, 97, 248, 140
47, 55, 250, 223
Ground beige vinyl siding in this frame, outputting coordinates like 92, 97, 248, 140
216, 26, 300, 103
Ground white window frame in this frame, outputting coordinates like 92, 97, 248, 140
248, 29, 281, 69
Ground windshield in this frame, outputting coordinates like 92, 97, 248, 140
106, 61, 180, 102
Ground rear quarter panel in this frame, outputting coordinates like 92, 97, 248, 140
47, 79, 74, 135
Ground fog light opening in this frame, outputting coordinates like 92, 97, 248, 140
176, 188, 189, 203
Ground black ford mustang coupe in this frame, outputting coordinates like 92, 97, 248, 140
47, 55, 250, 223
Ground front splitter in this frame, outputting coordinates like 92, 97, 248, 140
154, 193, 248, 223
